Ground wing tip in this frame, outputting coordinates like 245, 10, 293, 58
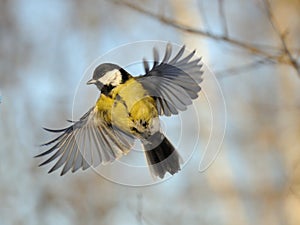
43, 127, 67, 133
48, 168, 55, 174
35, 153, 44, 158
143, 57, 150, 73
38, 160, 49, 167
60, 170, 67, 176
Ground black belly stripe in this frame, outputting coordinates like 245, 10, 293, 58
114, 93, 130, 114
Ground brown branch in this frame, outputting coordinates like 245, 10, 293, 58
112, 0, 299, 74
262, 0, 300, 76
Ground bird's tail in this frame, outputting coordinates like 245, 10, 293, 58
142, 132, 181, 178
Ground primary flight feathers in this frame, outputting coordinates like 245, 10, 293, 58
138, 44, 203, 116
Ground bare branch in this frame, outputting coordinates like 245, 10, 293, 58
136, 193, 144, 225
112, 0, 300, 76
197, 0, 212, 32
216, 57, 275, 79
262, 0, 300, 76
218, 0, 229, 37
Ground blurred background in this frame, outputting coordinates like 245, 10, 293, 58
0, 0, 300, 224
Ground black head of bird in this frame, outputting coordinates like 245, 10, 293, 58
86, 63, 129, 91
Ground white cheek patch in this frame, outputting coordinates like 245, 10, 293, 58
98, 69, 122, 86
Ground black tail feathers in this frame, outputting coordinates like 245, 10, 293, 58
142, 132, 181, 178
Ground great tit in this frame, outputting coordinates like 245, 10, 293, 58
36, 43, 203, 179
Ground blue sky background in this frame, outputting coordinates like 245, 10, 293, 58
1, 0, 300, 225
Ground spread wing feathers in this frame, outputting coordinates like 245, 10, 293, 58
137, 43, 203, 116
36, 107, 135, 176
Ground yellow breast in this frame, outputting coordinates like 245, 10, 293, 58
95, 78, 158, 136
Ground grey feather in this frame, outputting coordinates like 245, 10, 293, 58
153, 48, 159, 68
137, 44, 203, 116
162, 43, 172, 63
37, 107, 135, 175
143, 58, 150, 73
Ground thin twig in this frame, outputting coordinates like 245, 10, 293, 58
112, 0, 299, 72
262, 0, 300, 76
112, 1, 280, 59
197, 0, 212, 32
136, 193, 144, 225
218, 0, 229, 37
216, 57, 274, 78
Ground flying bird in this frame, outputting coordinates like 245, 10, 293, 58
36, 43, 203, 178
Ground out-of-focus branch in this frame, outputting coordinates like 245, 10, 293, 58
216, 57, 275, 78
263, 0, 300, 76
197, 0, 211, 32
218, 0, 228, 37
112, 0, 300, 77
136, 193, 144, 225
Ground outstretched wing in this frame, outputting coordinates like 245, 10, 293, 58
36, 107, 135, 176
136, 43, 203, 116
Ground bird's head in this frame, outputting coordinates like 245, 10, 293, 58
87, 63, 129, 91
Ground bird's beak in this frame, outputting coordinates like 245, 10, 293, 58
86, 79, 97, 85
